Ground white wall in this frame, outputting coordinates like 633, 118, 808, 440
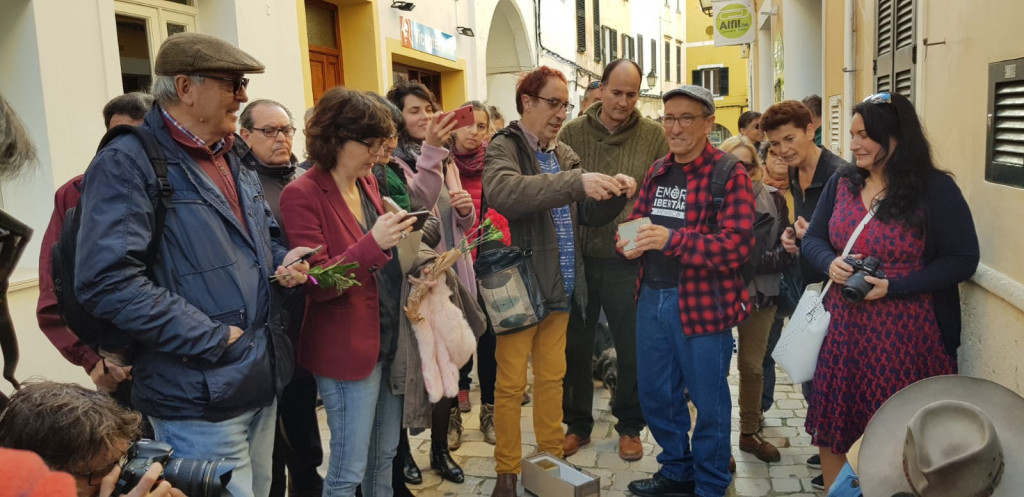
480, 0, 537, 121
781, 0, 821, 101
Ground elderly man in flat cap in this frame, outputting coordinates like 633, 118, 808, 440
74, 33, 314, 497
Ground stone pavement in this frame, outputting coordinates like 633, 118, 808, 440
316, 331, 824, 497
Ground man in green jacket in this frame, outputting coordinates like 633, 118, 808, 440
558, 59, 670, 462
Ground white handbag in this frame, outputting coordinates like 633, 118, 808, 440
771, 209, 874, 384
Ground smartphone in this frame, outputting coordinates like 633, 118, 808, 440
440, 105, 476, 130
404, 210, 431, 231
382, 196, 403, 215
618, 217, 651, 251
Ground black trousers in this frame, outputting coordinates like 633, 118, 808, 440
269, 373, 324, 497
562, 257, 645, 437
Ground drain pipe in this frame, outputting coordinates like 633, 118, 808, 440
843, 0, 855, 160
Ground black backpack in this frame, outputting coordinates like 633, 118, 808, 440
705, 154, 775, 285
51, 125, 172, 355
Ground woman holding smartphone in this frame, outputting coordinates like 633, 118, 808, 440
279, 87, 416, 497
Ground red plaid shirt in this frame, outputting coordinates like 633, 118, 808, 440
623, 141, 755, 335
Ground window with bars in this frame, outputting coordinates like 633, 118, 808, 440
986, 58, 1024, 188
576, 0, 586, 53
611, 29, 618, 60
874, 0, 916, 100
693, 67, 729, 97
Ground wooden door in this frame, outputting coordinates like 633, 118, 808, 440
306, 0, 343, 103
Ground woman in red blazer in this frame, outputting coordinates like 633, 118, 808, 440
279, 87, 415, 497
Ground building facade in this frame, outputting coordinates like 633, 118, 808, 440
686, 0, 751, 141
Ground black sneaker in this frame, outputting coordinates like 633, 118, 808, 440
810, 474, 825, 490
627, 473, 695, 497
806, 454, 821, 469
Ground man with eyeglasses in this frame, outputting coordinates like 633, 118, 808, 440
237, 100, 324, 497
558, 59, 668, 463
617, 85, 754, 497
483, 65, 635, 497
74, 33, 314, 497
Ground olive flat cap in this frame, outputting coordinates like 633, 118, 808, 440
154, 33, 265, 75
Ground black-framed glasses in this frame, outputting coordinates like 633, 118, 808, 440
251, 125, 296, 138
863, 92, 892, 104
354, 138, 388, 155
528, 94, 575, 114
662, 114, 707, 128
196, 74, 250, 95
73, 451, 129, 486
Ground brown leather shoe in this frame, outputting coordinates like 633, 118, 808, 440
729, 455, 736, 473
562, 433, 591, 457
491, 473, 517, 497
618, 435, 643, 461
739, 432, 781, 462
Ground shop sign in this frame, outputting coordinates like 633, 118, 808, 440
400, 17, 457, 61
713, 0, 755, 47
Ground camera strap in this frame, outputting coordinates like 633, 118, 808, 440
821, 207, 876, 297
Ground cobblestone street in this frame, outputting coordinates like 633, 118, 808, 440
317, 330, 824, 497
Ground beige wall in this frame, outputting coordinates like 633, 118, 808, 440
914, 0, 1024, 391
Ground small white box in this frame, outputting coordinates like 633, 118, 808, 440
521, 452, 601, 497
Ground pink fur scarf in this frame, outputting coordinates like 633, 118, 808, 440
409, 280, 477, 403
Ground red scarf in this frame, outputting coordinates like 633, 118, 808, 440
452, 144, 486, 177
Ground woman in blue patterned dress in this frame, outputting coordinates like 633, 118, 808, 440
800, 91, 980, 489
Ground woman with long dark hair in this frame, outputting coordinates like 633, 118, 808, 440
800, 91, 980, 488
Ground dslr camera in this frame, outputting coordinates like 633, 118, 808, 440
842, 256, 886, 302
113, 439, 233, 497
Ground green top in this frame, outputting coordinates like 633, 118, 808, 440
558, 102, 670, 258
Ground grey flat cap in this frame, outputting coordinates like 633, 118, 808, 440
154, 33, 265, 76
662, 85, 715, 115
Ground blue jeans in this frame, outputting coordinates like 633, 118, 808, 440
316, 362, 403, 497
636, 286, 733, 497
150, 401, 277, 497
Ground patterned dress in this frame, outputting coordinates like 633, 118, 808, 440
804, 178, 956, 453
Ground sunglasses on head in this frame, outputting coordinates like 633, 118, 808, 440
863, 92, 892, 104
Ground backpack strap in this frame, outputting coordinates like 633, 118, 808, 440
487, 128, 534, 254
706, 153, 740, 234
97, 125, 172, 268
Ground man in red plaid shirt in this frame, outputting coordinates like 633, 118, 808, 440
616, 85, 754, 497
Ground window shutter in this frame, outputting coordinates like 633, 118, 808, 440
576, 0, 586, 53
651, 39, 657, 75
892, 0, 916, 99
611, 29, 618, 59
692, 69, 701, 86
664, 41, 671, 81
676, 45, 682, 83
828, 95, 843, 156
986, 58, 1024, 187
593, 0, 601, 62
874, 0, 894, 93
638, 35, 644, 69
720, 67, 729, 96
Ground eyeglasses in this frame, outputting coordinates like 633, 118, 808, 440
196, 74, 250, 95
863, 92, 892, 104
662, 114, 707, 129
73, 451, 129, 486
251, 125, 296, 138
354, 138, 388, 156
528, 94, 575, 114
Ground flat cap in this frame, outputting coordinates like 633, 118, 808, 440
662, 85, 715, 115
154, 33, 265, 76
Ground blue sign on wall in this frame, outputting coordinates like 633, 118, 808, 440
400, 17, 457, 61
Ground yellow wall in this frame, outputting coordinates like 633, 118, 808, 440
386, 38, 467, 112
686, 1, 749, 135
822, 0, 846, 154
295, 0, 384, 108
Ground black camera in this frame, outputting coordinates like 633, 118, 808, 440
112, 439, 233, 497
842, 256, 886, 302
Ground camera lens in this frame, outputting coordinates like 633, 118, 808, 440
842, 273, 871, 302
162, 458, 233, 497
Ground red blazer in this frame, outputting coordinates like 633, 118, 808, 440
279, 166, 391, 381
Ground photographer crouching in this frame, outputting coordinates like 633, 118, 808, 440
0, 382, 195, 497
